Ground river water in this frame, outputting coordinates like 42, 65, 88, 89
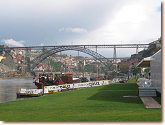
0, 78, 37, 103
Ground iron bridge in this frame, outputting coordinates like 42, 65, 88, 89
0, 43, 154, 76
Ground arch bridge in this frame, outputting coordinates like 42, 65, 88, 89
28, 46, 113, 76
0, 43, 153, 76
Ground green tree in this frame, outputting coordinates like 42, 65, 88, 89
100, 66, 109, 73
85, 64, 97, 73
118, 63, 129, 73
49, 60, 63, 72
132, 67, 141, 76
25, 57, 30, 64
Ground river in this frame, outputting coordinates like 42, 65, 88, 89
0, 78, 37, 103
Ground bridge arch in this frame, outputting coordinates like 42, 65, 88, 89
28, 46, 112, 76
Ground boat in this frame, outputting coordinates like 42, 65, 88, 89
33, 72, 75, 89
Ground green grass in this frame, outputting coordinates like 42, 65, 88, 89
0, 79, 161, 121
153, 96, 161, 104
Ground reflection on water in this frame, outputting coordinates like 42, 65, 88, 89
0, 78, 37, 103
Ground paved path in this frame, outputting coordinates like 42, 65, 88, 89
140, 96, 161, 108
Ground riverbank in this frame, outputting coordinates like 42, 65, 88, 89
0, 79, 161, 121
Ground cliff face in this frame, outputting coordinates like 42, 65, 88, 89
0, 52, 16, 72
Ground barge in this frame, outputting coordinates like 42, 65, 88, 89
33, 72, 88, 89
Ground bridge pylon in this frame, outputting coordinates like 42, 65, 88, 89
113, 46, 118, 72
136, 45, 139, 54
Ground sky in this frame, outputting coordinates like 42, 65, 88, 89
0, 0, 161, 57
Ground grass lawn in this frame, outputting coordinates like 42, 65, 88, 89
0, 79, 161, 121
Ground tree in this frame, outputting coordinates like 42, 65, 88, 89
25, 57, 30, 64
49, 60, 63, 72
85, 64, 97, 73
100, 66, 109, 73
132, 67, 141, 76
118, 63, 129, 73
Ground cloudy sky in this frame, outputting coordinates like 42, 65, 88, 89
0, 0, 161, 57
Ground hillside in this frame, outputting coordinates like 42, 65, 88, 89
131, 38, 161, 61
